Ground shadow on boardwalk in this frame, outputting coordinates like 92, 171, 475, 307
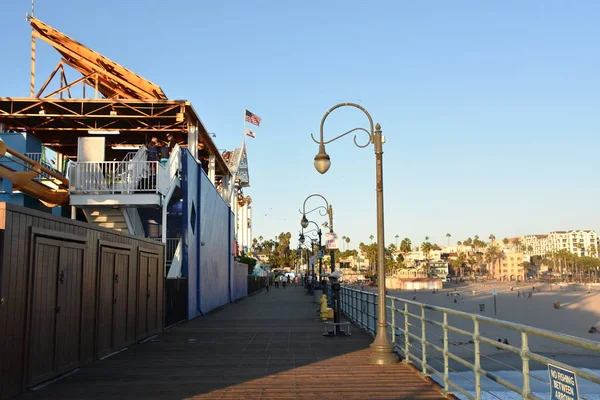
22, 285, 446, 400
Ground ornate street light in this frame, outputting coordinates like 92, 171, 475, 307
300, 194, 335, 272
300, 215, 309, 229
310, 102, 397, 365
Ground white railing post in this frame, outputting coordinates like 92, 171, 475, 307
403, 302, 410, 363
111, 161, 116, 194
420, 305, 428, 376
360, 291, 364, 328
521, 331, 531, 399
390, 297, 396, 348
472, 316, 482, 400
443, 312, 450, 395
372, 292, 377, 335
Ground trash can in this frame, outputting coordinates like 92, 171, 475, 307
479, 304, 485, 312
314, 289, 323, 303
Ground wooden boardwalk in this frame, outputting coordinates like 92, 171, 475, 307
21, 284, 448, 400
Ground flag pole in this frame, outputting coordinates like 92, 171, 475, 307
243, 109, 247, 147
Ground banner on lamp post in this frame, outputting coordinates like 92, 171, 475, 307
325, 232, 338, 249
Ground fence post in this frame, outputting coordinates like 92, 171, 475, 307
442, 312, 450, 395
351, 289, 355, 322
373, 292, 378, 335
521, 331, 531, 399
390, 297, 396, 348
472, 316, 481, 400
420, 305, 428, 376
403, 302, 410, 363
360, 291, 364, 329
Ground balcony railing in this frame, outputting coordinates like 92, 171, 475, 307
69, 161, 161, 194
69, 144, 180, 196
150, 237, 180, 264
24, 152, 64, 180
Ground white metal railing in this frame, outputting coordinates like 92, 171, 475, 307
157, 144, 180, 195
150, 237, 179, 263
69, 160, 160, 194
340, 286, 600, 400
24, 152, 64, 180
69, 145, 180, 196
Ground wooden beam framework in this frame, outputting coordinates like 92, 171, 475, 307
0, 98, 231, 175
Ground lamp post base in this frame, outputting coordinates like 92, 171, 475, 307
369, 343, 399, 365
369, 329, 399, 365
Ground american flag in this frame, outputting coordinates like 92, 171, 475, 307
245, 109, 262, 126
245, 128, 256, 139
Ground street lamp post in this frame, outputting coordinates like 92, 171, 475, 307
299, 232, 314, 294
301, 195, 335, 272
310, 102, 398, 365
302, 222, 323, 277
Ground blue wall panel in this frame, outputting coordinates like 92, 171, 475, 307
181, 149, 234, 319
181, 150, 200, 319
198, 171, 231, 313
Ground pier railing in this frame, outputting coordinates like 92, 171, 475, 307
340, 286, 600, 400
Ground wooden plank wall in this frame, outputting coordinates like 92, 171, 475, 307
0, 203, 164, 400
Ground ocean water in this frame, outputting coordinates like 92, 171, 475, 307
431, 368, 600, 399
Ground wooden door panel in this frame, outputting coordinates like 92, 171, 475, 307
55, 244, 85, 374
113, 252, 130, 351
96, 250, 116, 358
147, 255, 159, 336
136, 255, 148, 341
27, 238, 61, 387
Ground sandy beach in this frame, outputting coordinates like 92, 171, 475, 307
347, 281, 600, 372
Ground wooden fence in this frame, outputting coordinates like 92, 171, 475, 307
0, 203, 164, 399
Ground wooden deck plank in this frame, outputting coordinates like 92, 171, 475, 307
20, 285, 448, 400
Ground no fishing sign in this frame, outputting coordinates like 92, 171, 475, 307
548, 364, 579, 400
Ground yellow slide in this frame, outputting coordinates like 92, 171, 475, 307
0, 141, 69, 207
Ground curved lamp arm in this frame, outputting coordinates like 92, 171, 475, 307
310, 102, 377, 175
298, 205, 328, 217
301, 194, 329, 215
310, 102, 374, 147
303, 222, 322, 235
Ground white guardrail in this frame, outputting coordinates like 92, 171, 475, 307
69, 145, 180, 196
340, 286, 600, 400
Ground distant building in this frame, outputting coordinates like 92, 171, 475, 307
496, 252, 526, 281
519, 230, 597, 258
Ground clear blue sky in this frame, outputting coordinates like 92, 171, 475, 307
2, 0, 600, 249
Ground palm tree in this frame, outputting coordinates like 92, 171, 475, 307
495, 251, 506, 280
400, 238, 412, 266
452, 252, 467, 278
395, 234, 399, 247
421, 241, 433, 275
589, 243, 597, 258
489, 234, 496, 243
345, 236, 350, 250
369, 234, 374, 243
503, 238, 509, 246
484, 244, 500, 278
342, 236, 347, 251
446, 233, 451, 246
513, 237, 522, 252
466, 256, 478, 276
457, 241, 462, 246
520, 261, 533, 280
